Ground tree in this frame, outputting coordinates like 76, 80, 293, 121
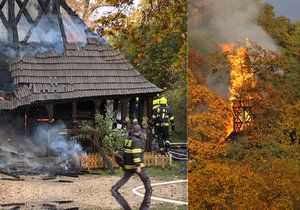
111, 0, 187, 88
66, 0, 135, 34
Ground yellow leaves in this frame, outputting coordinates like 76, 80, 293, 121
188, 71, 232, 142
152, 33, 163, 43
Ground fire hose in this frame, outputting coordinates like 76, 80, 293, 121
132, 179, 188, 205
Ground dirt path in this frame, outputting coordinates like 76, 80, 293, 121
0, 174, 187, 209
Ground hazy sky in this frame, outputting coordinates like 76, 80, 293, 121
263, 0, 300, 21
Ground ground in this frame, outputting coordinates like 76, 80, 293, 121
0, 166, 187, 209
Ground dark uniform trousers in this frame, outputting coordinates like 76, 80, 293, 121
113, 167, 152, 193
152, 105, 175, 151
112, 135, 152, 194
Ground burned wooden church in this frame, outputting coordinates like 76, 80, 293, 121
0, 0, 161, 150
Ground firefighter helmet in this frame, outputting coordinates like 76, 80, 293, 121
159, 97, 167, 105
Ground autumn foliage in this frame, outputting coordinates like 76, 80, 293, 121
188, 46, 300, 209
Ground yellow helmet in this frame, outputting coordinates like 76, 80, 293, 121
159, 97, 167, 105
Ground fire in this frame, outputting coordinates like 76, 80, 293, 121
221, 43, 255, 138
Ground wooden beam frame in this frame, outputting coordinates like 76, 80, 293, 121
121, 99, 128, 128
16, 0, 34, 23
55, 0, 67, 45
138, 97, 144, 127
16, 0, 33, 24
23, 0, 51, 43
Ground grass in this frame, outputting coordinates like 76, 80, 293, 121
83, 162, 187, 181
151, 204, 188, 210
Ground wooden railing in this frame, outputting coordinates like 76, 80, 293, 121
80, 152, 172, 170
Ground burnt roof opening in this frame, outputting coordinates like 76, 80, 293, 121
0, 0, 161, 110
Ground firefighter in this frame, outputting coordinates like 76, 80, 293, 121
152, 97, 175, 153
152, 94, 161, 110
111, 124, 152, 194
152, 94, 162, 139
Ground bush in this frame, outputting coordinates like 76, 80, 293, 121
164, 83, 187, 142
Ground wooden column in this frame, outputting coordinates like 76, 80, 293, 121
146, 97, 154, 152
46, 104, 54, 123
113, 99, 119, 128
8, 0, 19, 52
94, 98, 102, 114
129, 97, 136, 122
121, 99, 128, 128
72, 101, 78, 128
138, 97, 144, 127
100, 100, 107, 118
24, 107, 28, 134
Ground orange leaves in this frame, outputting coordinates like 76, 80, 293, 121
188, 71, 232, 142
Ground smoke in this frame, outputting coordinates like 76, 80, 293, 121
189, 0, 279, 96
208, 0, 277, 50
0, 122, 86, 174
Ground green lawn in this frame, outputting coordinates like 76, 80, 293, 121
84, 162, 187, 181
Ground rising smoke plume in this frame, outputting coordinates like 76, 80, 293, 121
188, 0, 278, 96
0, 122, 85, 173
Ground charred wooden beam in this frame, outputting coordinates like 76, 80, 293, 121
1, 203, 25, 207
113, 99, 119, 129
0, 0, 6, 8
55, 0, 67, 45
94, 98, 102, 114
0, 169, 20, 179
56, 180, 73, 183
0, 9, 8, 29
138, 97, 144, 127
1, 177, 25, 181
16, 0, 34, 24
53, 200, 73, 204
129, 97, 136, 122
46, 104, 54, 123
23, 0, 51, 43
146, 97, 153, 152
121, 99, 128, 128
16, 0, 33, 24
55, 172, 79, 178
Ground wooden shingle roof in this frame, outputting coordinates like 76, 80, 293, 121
0, 38, 161, 109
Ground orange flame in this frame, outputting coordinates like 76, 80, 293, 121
221, 43, 255, 138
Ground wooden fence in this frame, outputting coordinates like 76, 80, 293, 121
80, 152, 172, 170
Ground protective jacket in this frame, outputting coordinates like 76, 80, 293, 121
152, 105, 175, 127
123, 135, 145, 170
152, 98, 161, 110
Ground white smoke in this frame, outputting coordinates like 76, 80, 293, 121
0, 122, 85, 173
199, 0, 278, 50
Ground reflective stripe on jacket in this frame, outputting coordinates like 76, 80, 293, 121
152, 105, 175, 127
123, 135, 145, 170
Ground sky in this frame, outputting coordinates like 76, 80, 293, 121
263, 0, 300, 21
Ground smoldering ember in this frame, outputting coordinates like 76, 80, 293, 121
0, 0, 162, 177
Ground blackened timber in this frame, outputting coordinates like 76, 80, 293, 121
138, 97, 144, 126
94, 98, 101, 114
0, 9, 8, 29
0, 169, 21, 179
121, 99, 128, 128
0, 0, 5, 8
16, 0, 33, 24
38, 0, 49, 12
59, 0, 87, 27
46, 104, 54, 122
146, 97, 153, 152
72, 101, 77, 127
23, 0, 51, 43
129, 97, 135, 121
16, 0, 34, 24
113, 99, 118, 128
55, 0, 67, 44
